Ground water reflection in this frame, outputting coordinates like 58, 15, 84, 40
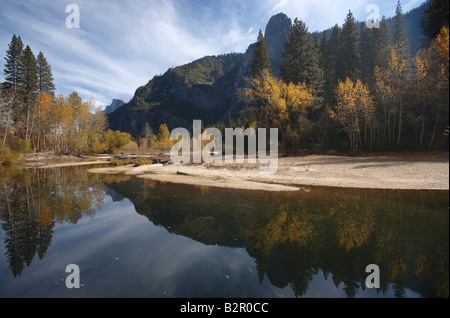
0, 166, 448, 297
0, 166, 105, 277
104, 175, 449, 298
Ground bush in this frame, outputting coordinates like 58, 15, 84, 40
108, 160, 119, 167
103, 129, 133, 153
0, 144, 23, 165
133, 160, 153, 167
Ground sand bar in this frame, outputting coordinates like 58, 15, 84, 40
87, 155, 449, 191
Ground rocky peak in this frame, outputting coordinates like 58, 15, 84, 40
264, 13, 292, 77
104, 98, 127, 114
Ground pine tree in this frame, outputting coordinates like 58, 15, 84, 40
328, 24, 342, 93
2, 34, 23, 150
392, 1, 412, 144
392, 1, 410, 59
36, 52, 55, 95
18, 45, 38, 142
359, 22, 375, 85
2, 34, 23, 93
373, 16, 392, 69
19, 45, 38, 102
280, 18, 324, 93
251, 29, 271, 78
320, 30, 334, 103
337, 11, 361, 81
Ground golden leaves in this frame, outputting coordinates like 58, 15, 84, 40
244, 69, 316, 153
330, 77, 374, 151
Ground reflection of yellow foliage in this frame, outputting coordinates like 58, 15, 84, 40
389, 258, 407, 280
337, 218, 372, 252
414, 254, 427, 276
250, 205, 314, 257
199, 185, 209, 195
146, 180, 158, 189
432, 246, 449, 298
330, 198, 374, 252
39, 204, 53, 226
102, 174, 131, 184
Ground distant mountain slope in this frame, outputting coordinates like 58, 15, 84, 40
107, 52, 252, 135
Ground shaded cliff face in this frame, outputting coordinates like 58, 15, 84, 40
107, 13, 292, 136
107, 53, 250, 135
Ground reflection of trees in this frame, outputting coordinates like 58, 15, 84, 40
329, 193, 374, 252
0, 166, 106, 277
103, 179, 449, 298
246, 199, 316, 296
249, 204, 314, 257
373, 190, 449, 298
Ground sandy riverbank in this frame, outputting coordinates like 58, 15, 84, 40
20, 153, 112, 168
87, 154, 449, 191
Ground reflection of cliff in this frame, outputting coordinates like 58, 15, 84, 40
0, 166, 106, 277
105, 177, 449, 298
105, 188, 126, 202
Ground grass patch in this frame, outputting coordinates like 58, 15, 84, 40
133, 160, 153, 167
109, 160, 120, 167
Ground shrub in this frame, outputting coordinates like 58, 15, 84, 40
108, 160, 119, 167
0, 144, 23, 165
133, 160, 153, 167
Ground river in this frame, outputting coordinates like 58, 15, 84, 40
0, 165, 448, 298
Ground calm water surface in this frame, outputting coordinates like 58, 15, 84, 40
0, 166, 448, 298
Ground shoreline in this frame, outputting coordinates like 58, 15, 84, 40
85, 154, 449, 192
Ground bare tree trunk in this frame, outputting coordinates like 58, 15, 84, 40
429, 112, 440, 150
388, 110, 392, 143
2, 97, 14, 152
397, 96, 402, 144
419, 103, 426, 146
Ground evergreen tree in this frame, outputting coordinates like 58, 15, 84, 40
359, 22, 376, 85
337, 10, 361, 81
320, 30, 333, 102
328, 24, 342, 92
280, 18, 324, 93
18, 45, 38, 142
422, 0, 449, 44
2, 34, 24, 93
2, 34, 24, 150
19, 45, 38, 103
392, 1, 410, 59
251, 29, 271, 78
36, 52, 55, 95
373, 16, 392, 70
391, 1, 412, 144
319, 30, 329, 72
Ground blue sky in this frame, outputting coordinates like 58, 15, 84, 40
0, 0, 426, 109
